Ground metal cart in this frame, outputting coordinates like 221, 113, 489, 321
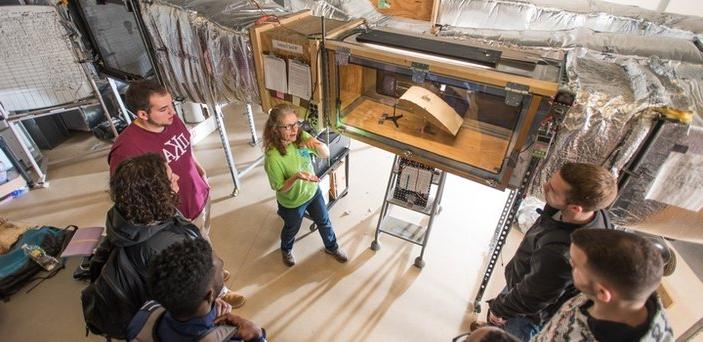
370, 155, 447, 268
306, 129, 351, 231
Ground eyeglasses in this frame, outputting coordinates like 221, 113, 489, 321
277, 121, 303, 131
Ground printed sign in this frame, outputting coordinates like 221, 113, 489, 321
272, 39, 303, 54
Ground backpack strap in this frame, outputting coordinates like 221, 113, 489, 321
197, 325, 238, 342
129, 302, 167, 342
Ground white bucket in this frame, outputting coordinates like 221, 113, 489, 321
181, 102, 206, 123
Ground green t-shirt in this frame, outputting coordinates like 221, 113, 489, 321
264, 131, 318, 208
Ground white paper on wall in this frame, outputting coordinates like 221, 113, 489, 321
646, 151, 703, 212
263, 54, 287, 93
288, 59, 312, 100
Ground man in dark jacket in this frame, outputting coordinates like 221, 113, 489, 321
486, 163, 618, 341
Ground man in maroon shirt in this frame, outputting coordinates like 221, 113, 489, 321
108, 80, 245, 308
108, 81, 209, 225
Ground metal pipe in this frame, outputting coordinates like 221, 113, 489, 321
4, 100, 99, 122
244, 103, 259, 146
417, 170, 447, 261
237, 155, 265, 178
7, 121, 45, 186
108, 77, 132, 125
213, 103, 240, 196
657, 0, 671, 12
83, 63, 119, 140
320, 16, 329, 128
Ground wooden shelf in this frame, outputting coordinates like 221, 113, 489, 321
341, 97, 510, 173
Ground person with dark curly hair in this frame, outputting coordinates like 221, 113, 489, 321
263, 104, 347, 266
81, 154, 240, 339
126, 239, 266, 341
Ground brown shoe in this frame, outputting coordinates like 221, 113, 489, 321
223, 270, 231, 282
282, 250, 296, 267
221, 290, 247, 309
324, 248, 348, 263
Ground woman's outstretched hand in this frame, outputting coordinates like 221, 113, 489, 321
296, 171, 319, 182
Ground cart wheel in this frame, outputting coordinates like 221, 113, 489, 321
370, 240, 380, 251
414, 257, 425, 268
231, 188, 240, 197
309, 223, 317, 231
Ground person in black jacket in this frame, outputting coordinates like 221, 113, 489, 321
81, 153, 232, 339
485, 162, 618, 341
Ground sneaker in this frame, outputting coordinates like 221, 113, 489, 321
324, 248, 348, 263
282, 250, 296, 267
221, 290, 247, 309
223, 270, 231, 282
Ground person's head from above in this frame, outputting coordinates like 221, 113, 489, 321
570, 229, 663, 305
126, 79, 175, 130
263, 103, 303, 155
543, 162, 617, 219
464, 327, 519, 342
110, 153, 179, 224
148, 238, 224, 320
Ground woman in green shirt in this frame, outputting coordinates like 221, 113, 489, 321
263, 104, 348, 267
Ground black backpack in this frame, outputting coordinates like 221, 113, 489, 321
0, 225, 76, 301
81, 244, 145, 339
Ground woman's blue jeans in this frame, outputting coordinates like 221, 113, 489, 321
277, 187, 339, 253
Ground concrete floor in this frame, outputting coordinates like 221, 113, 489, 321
0, 103, 701, 341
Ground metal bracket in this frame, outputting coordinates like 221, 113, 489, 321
335, 47, 350, 65
411, 62, 429, 84
505, 82, 529, 107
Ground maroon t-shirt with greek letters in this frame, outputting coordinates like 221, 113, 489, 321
107, 116, 209, 220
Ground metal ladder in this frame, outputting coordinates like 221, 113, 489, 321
370, 155, 447, 268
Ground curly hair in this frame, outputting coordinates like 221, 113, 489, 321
110, 153, 179, 225
148, 238, 214, 318
263, 103, 304, 156
125, 79, 168, 114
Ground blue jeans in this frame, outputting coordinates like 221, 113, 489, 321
504, 316, 542, 342
277, 187, 338, 253
494, 287, 542, 341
